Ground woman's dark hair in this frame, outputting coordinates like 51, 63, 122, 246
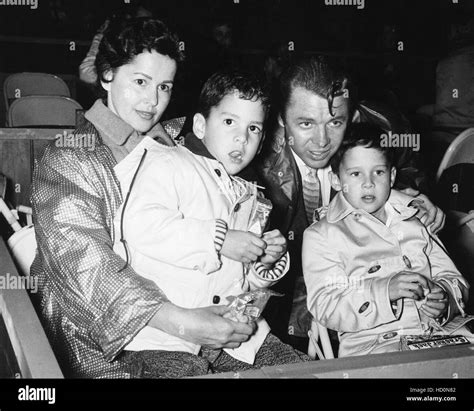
197, 69, 270, 118
330, 122, 395, 175
95, 17, 184, 98
279, 55, 357, 119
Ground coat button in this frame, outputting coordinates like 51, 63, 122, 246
382, 331, 398, 339
214, 169, 221, 177
359, 301, 370, 313
213, 295, 220, 304
234, 203, 241, 212
368, 265, 381, 274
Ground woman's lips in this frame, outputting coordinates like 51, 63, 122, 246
136, 110, 155, 120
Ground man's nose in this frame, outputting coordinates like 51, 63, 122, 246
311, 126, 330, 147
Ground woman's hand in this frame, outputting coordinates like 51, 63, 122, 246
149, 302, 256, 349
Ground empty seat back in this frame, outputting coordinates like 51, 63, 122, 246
8, 95, 82, 128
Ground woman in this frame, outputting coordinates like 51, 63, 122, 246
31, 17, 306, 378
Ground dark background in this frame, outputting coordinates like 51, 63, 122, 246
1, 0, 473, 118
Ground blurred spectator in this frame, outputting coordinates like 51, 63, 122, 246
433, 17, 474, 140
79, 19, 110, 85
263, 41, 293, 89
422, 15, 474, 173
78, 3, 153, 85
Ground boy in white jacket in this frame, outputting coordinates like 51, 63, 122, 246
303, 123, 470, 357
113, 70, 295, 371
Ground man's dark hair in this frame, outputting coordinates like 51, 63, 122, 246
197, 69, 270, 118
330, 122, 395, 175
96, 17, 184, 98
279, 55, 357, 118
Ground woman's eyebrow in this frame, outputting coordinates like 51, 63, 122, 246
133, 72, 153, 80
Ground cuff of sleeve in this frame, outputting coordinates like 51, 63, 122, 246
436, 279, 466, 324
370, 274, 399, 322
254, 252, 289, 281
214, 219, 228, 255
90, 272, 170, 362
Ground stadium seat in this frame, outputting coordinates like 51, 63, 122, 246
3, 72, 71, 114
7, 95, 82, 128
436, 127, 474, 181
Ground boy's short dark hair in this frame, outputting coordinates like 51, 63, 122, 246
330, 122, 395, 174
197, 69, 270, 118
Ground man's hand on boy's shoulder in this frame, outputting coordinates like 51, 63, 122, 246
400, 187, 446, 234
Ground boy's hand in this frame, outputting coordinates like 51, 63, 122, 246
259, 229, 287, 266
388, 271, 431, 302
221, 229, 267, 263
420, 282, 449, 319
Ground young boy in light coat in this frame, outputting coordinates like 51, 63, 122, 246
303, 123, 470, 357
112, 70, 291, 366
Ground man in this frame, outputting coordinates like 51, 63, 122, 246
256, 56, 445, 352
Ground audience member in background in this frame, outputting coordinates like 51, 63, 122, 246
303, 123, 470, 358
255, 56, 446, 353
432, 16, 474, 144
79, 4, 153, 85
416, 13, 474, 173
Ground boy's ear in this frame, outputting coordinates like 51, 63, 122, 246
100, 70, 114, 92
192, 113, 206, 140
390, 166, 397, 188
329, 170, 343, 192
352, 108, 361, 123
277, 114, 285, 128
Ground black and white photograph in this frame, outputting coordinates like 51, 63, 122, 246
0, 0, 473, 408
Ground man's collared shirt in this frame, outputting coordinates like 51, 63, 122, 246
290, 148, 332, 207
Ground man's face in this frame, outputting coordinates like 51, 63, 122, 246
193, 91, 265, 175
281, 86, 350, 169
